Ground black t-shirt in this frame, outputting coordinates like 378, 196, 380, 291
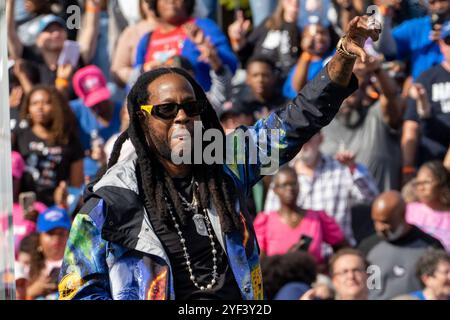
404, 64, 450, 165
148, 176, 242, 300
231, 84, 288, 115
12, 127, 84, 206
238, 19, 300, 80
10, 107, 21, 132
358, 225, 445, 256
22, 45, 85, 100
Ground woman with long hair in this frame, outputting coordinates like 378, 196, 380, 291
25, 207, 71, 300
12, 85, 84, 206
406, 161, 450, 251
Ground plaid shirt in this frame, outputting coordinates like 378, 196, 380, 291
264, 155, 379, 243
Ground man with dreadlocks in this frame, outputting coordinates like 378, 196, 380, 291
57, 16, 380, 300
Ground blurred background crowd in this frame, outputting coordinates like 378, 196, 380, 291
5, 0, 450, 300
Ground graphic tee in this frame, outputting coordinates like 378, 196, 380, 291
405, 64, 450, 165
144, 21, 194, 64
13, 127, 84, 206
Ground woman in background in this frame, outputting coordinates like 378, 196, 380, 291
406, 161, 450, 251
254, 166, 347, 266
12, 86, 84, 206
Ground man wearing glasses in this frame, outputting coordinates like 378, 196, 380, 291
57, 16, 379, 300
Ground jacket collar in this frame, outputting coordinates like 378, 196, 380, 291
90, 152, 228, 259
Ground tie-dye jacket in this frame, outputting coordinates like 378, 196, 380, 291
58, 68, 358, 300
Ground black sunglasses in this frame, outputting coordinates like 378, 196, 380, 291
141, 100, 206, 120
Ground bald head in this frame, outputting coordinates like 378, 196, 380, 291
371, 191, 408, 240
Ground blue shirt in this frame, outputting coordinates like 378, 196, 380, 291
410, 290, 450, 300
392, 16, 443, 79
69, 99, 123, 151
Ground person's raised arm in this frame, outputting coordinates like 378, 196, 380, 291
69, 159, 84, 188
227, 10, 251, 53
326, 16, 380, 86
372, 4, 398, 58
77, 0, 101, 64
335, 0, 360, 34
6, 0, 23, 59
361, 56, 404, 129
12, 59, 33, 94
401, 82, 431, 184
290, 36, 315, 92
401, 120, 419, 184
110, 27, 135, 87
226, 16, 381, 192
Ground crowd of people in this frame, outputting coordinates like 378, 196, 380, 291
5, 0, 450, 300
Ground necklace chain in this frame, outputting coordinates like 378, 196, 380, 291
164, 182, 218, 291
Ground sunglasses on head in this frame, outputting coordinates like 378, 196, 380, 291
140, 100, 206, 120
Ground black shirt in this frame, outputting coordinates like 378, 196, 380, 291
238, 19, 300, 80
22, 45, 85, 100
148, 176, 242, 300
231, 84, 288, 115
12, 127, 84, 206
404, 64, 450, 166
10, 107, 21, 132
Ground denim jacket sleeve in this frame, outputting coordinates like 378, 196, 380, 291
58, 200, 112, 300
224, 66, 358, 195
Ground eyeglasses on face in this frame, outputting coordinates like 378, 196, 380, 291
333, 268, 366, 278
413, 179, 437, 187
140, 100, 206, 120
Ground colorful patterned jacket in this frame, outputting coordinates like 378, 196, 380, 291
58, 68, 358, 300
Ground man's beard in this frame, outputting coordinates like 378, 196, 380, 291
146, 128, 195, 164
378, 224, 405, 242
146, 128, 172, 160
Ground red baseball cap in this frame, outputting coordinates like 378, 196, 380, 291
72, 65, 111, 108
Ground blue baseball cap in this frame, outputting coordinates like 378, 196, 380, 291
37, 15, 66, 34
440, 20, 450, 40
37, 206, 71, 233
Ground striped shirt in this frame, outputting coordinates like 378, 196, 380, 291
264, 155, 379, 244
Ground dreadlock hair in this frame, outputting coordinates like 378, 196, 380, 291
106, 67, 243, 234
